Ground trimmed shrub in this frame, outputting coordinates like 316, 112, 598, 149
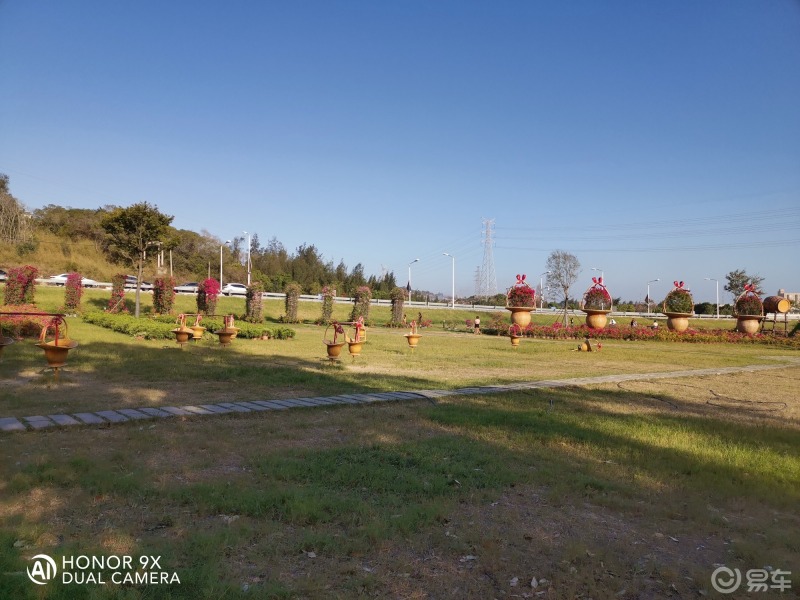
4, 265, 38, 306
197, 278, 220, 315
389, 287, 406, 326
245, 282, 264, 323
284, 282, 301, 323
64, 272, 83, 311
319, 285, 336, 325
349, 285, 372, 323
107, 274, 127, 313
153, 276, 176, 314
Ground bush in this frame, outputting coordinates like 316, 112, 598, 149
663, 283, 694, 314
4, 265, 38, 306
318, 285, 335, 325
245, 282, 264, 323
64, 272, 83, 311
197, 278, 220, 315
389, 287, 406, 326
107, 274, 127, 313
153, 276, 176, 314
0, 304, 51, 338
284, 282, 301, 323
349, 286, 372, 322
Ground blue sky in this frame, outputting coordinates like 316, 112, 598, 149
1, 1, 798, 303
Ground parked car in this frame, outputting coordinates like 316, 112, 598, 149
0, 269, 6, 282
174, 282, 200, 294
45, 273, 97, 287
221, 283, 248, 296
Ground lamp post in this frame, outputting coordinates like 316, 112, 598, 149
407, 258, 419, 302
220, 240, 231, 287
540, 271, 551, 310
591, 267, 604, 281
705, 277, 719, 319
243, 231, 251, 286
646, 278, 660, 314
443, 253, 455, 308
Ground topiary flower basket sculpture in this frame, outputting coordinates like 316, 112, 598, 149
404, 321, 422, 351
734, 284, 764, 334
346, 317, 366, 358
506, 274, 536, 327
580, 277, 612, 330
662, 281, 694, 332
508, 323, 522, 348
215, 315, 238, 346
37, 315, 78, 371
172, 314, 194, 346
190, 314, 206, 340
324, 321, 346, 359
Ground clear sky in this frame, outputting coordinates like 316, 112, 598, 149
1, 1, 798, 304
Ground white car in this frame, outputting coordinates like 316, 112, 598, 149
174, 282, 200, 294
46, 273, 97, 287
221, 283, 248, 296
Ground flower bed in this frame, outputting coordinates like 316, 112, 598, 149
0, 304, 53, 338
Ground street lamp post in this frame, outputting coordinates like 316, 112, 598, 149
647, 278, 660, 314
540, 271, 551, 310
243, 231, 251, 286
443, 253, 455, 308
407, 258, 419, 302
705, 277, 719, 319
220, 240, 231, 287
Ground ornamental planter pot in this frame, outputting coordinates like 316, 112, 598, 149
37, 338, 78, 368
665, 312, 692, 333
506, 306, 533, 328
404, 333, 422, 350
191, 325, 206, 340
172, 327, 193, 346
215, 328, 236, 346
736, 315, 763, 334
510, 335, 521, 348
582, 309, 610, 330
347, 340, 364, 357
325, 341, 345, 359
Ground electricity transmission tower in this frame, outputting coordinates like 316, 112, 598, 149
478, 218, 497, 300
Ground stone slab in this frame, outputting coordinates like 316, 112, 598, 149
252, 401, 288, 410
199, 404, 233, 414
232, 401, 271, 411
161, 406, 194, 416
0, 417, 26, 432
138, 407, 174, 418
96, 410, 129, 423
182, 405, 215, 415
24, 416, 57, 430
73, 412, 106, 425
217, 403, 251, 413
269, 399, 307, 408
49, 414, 81, 426
117, 409, 151, 420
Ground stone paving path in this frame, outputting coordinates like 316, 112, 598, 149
1, 361, 796, 433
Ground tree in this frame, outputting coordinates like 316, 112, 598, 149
101, 202, 173, 317
724, 269, 765, 301
0, 174, 33, 245
545, 250, 581, 325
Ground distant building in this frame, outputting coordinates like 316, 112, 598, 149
777, 289, 800, 305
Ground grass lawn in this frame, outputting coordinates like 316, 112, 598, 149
1, 287, 798, 598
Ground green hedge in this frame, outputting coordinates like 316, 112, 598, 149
81, 312, 295, 340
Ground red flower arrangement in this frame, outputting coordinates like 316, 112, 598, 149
734, 283, 763, 317
581, 277, 612, 310
506, 274, 536, 308
662, 281, 694, 314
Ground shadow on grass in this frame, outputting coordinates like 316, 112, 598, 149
425, 386, 800, 506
